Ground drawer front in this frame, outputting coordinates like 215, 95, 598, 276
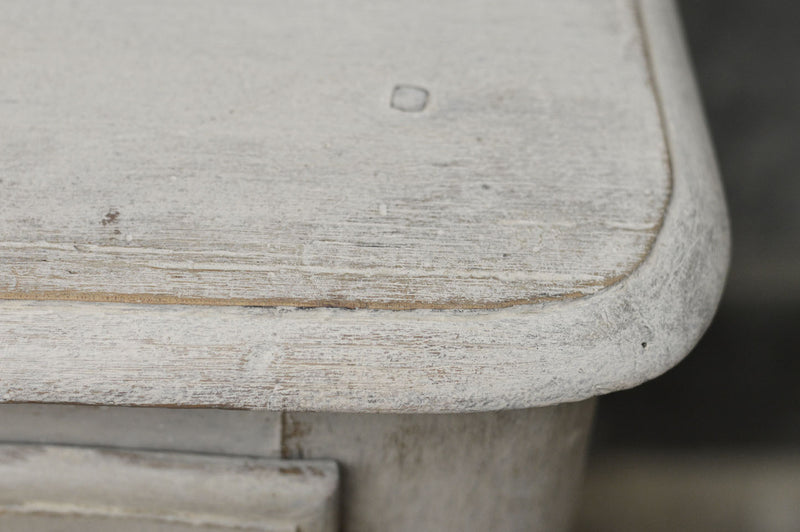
0, 445, 339, 532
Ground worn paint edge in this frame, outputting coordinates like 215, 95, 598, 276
0, 0, 729, 413
0, 288, 588, 310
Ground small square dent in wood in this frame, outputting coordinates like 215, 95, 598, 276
390, 84, 429, 112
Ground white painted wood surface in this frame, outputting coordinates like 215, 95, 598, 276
283, 401, 595, 532
0, 403, 592, 531
0, 444, 339, 532
0, 0, 668, 309
0, 403, 593, 532
0, 0, 729, 412
0, 404, 282, 457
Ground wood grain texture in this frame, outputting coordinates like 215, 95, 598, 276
0, 0, 669, 309
0, 444, 339, 532
0, 0, 729, 412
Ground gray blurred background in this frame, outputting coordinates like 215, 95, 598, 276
576, 1, 800, 530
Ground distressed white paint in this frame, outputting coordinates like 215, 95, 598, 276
0, 0, 729, 412
0, 0, 668, 309
283, 401, 595, 532
0, 403, 593, 531
0, 403, 592, 531
0, 444, 339, 532
0, 404, 282, 457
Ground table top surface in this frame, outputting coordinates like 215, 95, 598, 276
0, 0, 728, 412
0, 0, 669, 310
